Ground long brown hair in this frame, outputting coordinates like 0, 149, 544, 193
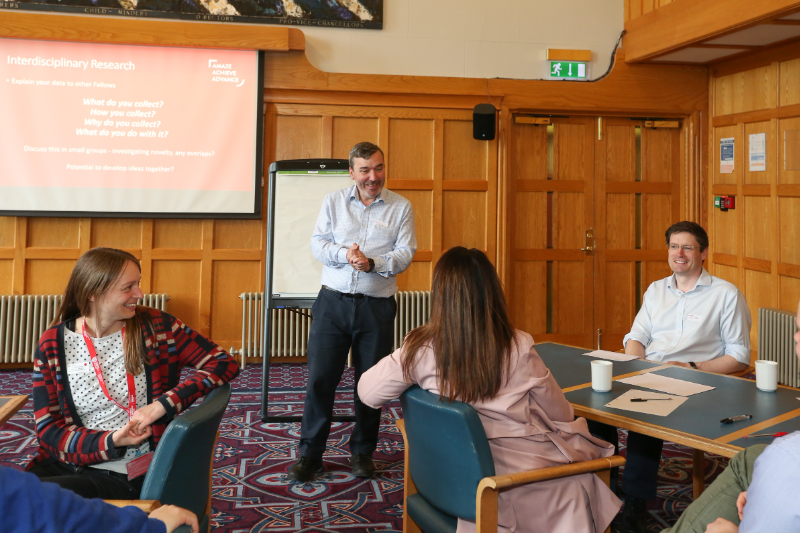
54, 247, 152, 375
401, 247, 516, 403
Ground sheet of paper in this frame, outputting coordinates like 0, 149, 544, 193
617, 372, 715, 396
605, 389, 687, 417
720, 137, 735, 173
749, 132, 766, 172
583, 350, 640, 362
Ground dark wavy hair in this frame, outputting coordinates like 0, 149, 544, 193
401, 247, 516, 403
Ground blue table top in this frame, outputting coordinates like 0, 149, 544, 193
535, 342, 800, 452
535, 342, 662, 389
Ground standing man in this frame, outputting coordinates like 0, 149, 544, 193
593, 221, 752, 532
288, 142, 417, 483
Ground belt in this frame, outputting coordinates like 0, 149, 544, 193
322, 285, 366, 299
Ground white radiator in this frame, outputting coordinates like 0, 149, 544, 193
393, 290, 431, 350
0, 294, 169, 365
233, 290, 431, 366
758, 308, 799, 387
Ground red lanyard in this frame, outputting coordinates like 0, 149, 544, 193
82, 320, 137, 419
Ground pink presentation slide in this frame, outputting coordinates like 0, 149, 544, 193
0, 38, 260, 214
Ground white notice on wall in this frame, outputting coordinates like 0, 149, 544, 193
720, 138, 735, 174
749, 133, 766, 172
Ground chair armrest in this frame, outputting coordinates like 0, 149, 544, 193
104, 500, 162, 513
479, 455, 625, 491
475, 455, 624, 533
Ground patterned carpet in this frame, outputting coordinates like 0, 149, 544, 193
0, 364, 733, 532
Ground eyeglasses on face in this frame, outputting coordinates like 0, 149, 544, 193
668, 244, 697, 252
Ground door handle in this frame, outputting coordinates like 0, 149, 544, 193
581, 228, 594, 253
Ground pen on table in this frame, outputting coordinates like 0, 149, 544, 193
720, 414, 753, 424
743, 431, 788, 439
630, 398, 672, 402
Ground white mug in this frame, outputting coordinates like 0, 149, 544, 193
591, 360, 613, 392
755, 359, 778, 392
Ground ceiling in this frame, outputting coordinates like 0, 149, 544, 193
648, 10, 800, 64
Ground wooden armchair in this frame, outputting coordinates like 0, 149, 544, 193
397, 385, 625, 533
107, 384, 231, 533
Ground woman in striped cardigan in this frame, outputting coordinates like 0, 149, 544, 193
27, 247, 239, 499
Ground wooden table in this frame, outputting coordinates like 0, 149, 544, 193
536, 343, 800, 498
0, 395, 29, 427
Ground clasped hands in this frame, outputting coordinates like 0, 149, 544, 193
111, 401, 167, 447
346, 243, 370, 272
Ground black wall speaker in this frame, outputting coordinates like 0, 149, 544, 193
473, 103, 496, 141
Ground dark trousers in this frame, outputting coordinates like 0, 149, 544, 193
29, 461, 144, 500
587, 420, 664, 500
299, 288, 396, 459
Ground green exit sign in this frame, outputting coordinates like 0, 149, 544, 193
549, 61, 588, 80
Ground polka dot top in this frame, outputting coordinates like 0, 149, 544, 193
64, 326, 150, 473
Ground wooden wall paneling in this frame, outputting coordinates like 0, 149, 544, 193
152, 219, 202, 249
27, 218, 79, 248
780, 57, 800, 107
25, 260, 74, 295
715, 65, 777, 117
211, 260, 262, 359
91, 219, 143, 249
778, 116, 800, 184
713, 263, 741, 287
388, 118, 435, 180
140, 219, 153, 294
745, 269, 774, 357
778, 197, 800, 265
0, 218, 14, 248
151, 260, 201, 332
331, 117, 380, 160
213, 220, 262, 250
199, 220, 213, 335
0, 261, 12, 294
780, 274, 800, 312
274, 114, 323, 161
496, 105, 512, 287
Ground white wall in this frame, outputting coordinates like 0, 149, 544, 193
299, 0, 624, 80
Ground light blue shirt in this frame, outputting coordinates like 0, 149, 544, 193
310, 185, 416, 298
623, 269, 751, 364
740, 431, 800, 532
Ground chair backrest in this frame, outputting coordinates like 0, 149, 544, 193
400, 385, 495, 521
140, 384, 231, 519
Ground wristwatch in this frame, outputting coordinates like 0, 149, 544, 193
689, 361, 698, 369
367, 258, 375, 272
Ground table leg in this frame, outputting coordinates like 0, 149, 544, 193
692, 448, 705, 499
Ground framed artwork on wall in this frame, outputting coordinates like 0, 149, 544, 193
1, 0, 383, 29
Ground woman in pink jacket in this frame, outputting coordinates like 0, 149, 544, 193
358, 246, 621, 533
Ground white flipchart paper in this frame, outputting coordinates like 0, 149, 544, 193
617, 373, 715, 396
583, 350, 640, 362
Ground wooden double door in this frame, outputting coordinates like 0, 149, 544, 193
506, 115, 681, 350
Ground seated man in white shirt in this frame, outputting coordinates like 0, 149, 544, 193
593, 221, 752, 533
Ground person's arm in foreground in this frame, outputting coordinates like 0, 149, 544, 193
623, 285, 653, 359
0, 466, 198, 533
129, 311, 240, 435
358, 348, 414, 409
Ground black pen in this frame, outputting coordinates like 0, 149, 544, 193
720, 414, 753, 424
630, 398, 672, 402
